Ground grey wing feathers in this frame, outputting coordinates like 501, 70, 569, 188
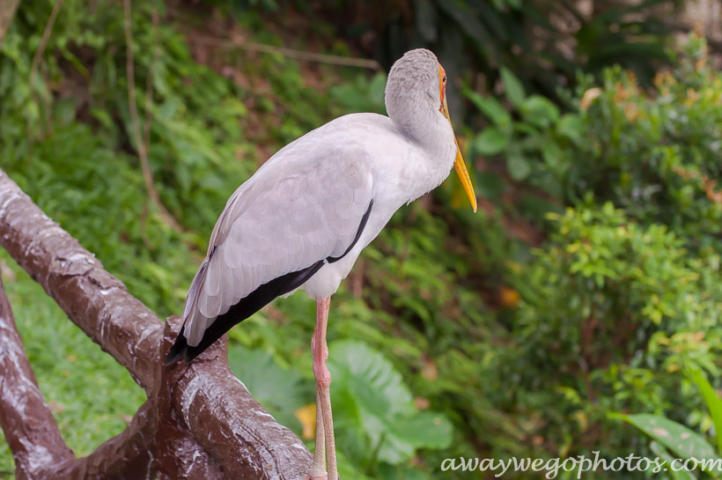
182, 149, 374, 347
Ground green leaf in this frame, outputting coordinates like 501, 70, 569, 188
387, 411, 453, 450
557, 114, 584, 145
689, 367, 722, 455
336, 449, 374, 480
542, 140, 562, 169
228, 347, 309, 432
378, 464, 431, 480
475, 128, 509, 155
650, 441, 697, 480
622, 414, 721, 466
463, 88, 511, 128
329, 340, 414, 417
507, 152, 532, 181
521, 95, 560, 127
500, 66, 525, 106
328, 340, 453, 466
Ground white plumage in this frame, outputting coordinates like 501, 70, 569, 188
183, 106, 458, 346
166, 48, 476, 480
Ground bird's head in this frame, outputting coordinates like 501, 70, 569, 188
385, 49, 477, 212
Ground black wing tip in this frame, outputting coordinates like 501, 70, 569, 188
164, 326, 199, 366
164, 242, 347, 367
164, 334, 187, 366
163, 350, 183, 366
164, 330, 211, 366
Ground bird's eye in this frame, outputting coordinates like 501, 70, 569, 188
442, 75, 447, 84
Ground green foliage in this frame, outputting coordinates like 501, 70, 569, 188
465, 67, 582, 187
330, 72, 387, 114
559, 41, 722, 256
457, 36, 722, 475
621, 368, 722, 478
489, 200, 722, 465
1, 1, 488, 478
690, 368, 722, 456
329, 0, 683, 97
328, 340, 452, 469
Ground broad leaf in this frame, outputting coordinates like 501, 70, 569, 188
463, 88, 511, 128
386, 411, 453, 450
623, 414, 721, 468
329, 340, 414, 417
650, 441, 697, 480
689, 367, 722, 455
378, 463, 431, 480
228, 346, 309, 432
500, 66, 525, 107
328, 340, 453, 466
475, 128, 509, 155
521, 95, 560, 127
507, 152, 532, 181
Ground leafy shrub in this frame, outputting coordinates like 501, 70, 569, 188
455, 36, 722, 475
622, 368, 722, 479
561, 35, 722, 255
500, 202, 722, 459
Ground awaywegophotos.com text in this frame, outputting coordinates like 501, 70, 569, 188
440, 452, 722, 478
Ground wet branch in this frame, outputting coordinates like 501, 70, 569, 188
0, 168, 312, 479
52, 401, 157, 480
0, 275, 74, 480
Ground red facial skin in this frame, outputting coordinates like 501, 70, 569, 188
439, 64, 447, 111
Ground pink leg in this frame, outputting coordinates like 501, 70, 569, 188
309, 297, 337, 480
307, 371, 326, 479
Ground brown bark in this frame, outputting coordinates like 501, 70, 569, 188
0, 169, 162, 391
163, 315, 313, 480
0, 227, 158, 479
153, 318, 227, 480
0, 0, 21, 48
0, 168, 313, 478
52, 401, 157, 480
0, 275, 74, 480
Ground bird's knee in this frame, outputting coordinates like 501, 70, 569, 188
313, 363, 332, 389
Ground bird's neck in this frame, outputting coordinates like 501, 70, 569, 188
381, 112, 456, 205
387, 90, 454, 154
392, 106, 457, 187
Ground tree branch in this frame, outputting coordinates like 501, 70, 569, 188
0, 0, 21, 48
0, 275, 74, 480
153, 319, 227, 480
0, 169, 163, 390
28, 0, 65, 137
162, 315, 313, 479
191, 34, 381, 70
123, 0, 183, 234
52, 400, 157, 480
0, 168, 312, 478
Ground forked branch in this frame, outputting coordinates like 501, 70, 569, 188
0, 168, 312, 479
0, 276, 73, 480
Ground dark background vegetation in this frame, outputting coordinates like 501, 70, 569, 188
2, 0, 722, 478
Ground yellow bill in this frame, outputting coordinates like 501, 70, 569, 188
441, 95, 477, 212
